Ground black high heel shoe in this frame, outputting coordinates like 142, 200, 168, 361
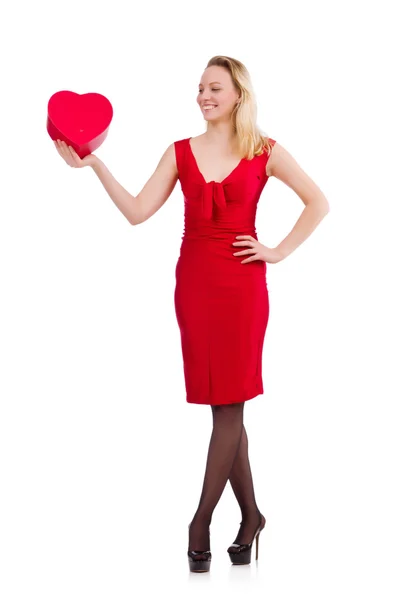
227, 513, 266, 565
187, 523, 212, 573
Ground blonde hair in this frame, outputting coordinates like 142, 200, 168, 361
205, 55, 273, 161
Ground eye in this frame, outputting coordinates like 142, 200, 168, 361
198, 88, 221, 93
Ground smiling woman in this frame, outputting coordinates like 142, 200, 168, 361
55, 53, 329, 575
195, 58, 273, 160
172, 55, 329, 573
168, 56, 279, 573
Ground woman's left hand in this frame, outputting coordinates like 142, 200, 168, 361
232, 235, 284, 264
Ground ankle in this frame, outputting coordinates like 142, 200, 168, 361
241, 508, 261, 521
191, 513, 212, 527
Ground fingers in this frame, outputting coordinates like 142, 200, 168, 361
67, 145, 81, 165
233, 248, 256, 256
241, 254, 259, 264
54, 140, 81, 167
54, 140, 72, 166
232, 238, 258, 259
232, 241, 256, 254
233, 240, 255, 246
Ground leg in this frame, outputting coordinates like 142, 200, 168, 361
227, 424, 262, 545
188, 402, 245, 551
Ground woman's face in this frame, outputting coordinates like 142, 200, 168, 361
197, 66, 240, 123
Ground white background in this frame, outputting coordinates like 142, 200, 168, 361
1, 0, 396, 598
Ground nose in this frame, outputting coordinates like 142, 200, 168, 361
199, 89, 213, 101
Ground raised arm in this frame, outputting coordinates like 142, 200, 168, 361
91, 143, 178, 225
132, 142, 178, 225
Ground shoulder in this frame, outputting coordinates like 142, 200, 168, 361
255, 138, 277, 176
174, 137, 192, 146
172, 137, 192, 156
264, 138, 284, 177
264, 141, 328, 206
171, 138, 192, 174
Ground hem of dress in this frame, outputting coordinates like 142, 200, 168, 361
186, 389, 264, 406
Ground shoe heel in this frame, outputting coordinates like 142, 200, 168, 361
227, 514, 266, 565
255, 517, 266, 560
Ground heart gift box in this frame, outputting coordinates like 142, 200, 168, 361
47, 91, 113, 159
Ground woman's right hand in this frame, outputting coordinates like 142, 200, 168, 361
54, 139, 99, 169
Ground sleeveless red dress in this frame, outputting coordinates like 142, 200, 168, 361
174, 136, 277, 405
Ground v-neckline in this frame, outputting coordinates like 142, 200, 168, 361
187, 137, 245, 185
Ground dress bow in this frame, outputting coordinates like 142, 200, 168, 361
201, 181, 227, 220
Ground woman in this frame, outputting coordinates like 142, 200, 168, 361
54, 55, 330, 573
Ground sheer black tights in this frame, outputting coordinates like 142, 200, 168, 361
188, 401, 261, 552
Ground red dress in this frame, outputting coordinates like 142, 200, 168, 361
174, 137, 276, 405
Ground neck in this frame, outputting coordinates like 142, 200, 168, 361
205, 123, 238, 152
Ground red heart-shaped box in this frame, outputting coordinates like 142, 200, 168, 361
47, 91, 113, 158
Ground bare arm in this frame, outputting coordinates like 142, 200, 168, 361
91, 143, 178, 226
266, 142, 330, 259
